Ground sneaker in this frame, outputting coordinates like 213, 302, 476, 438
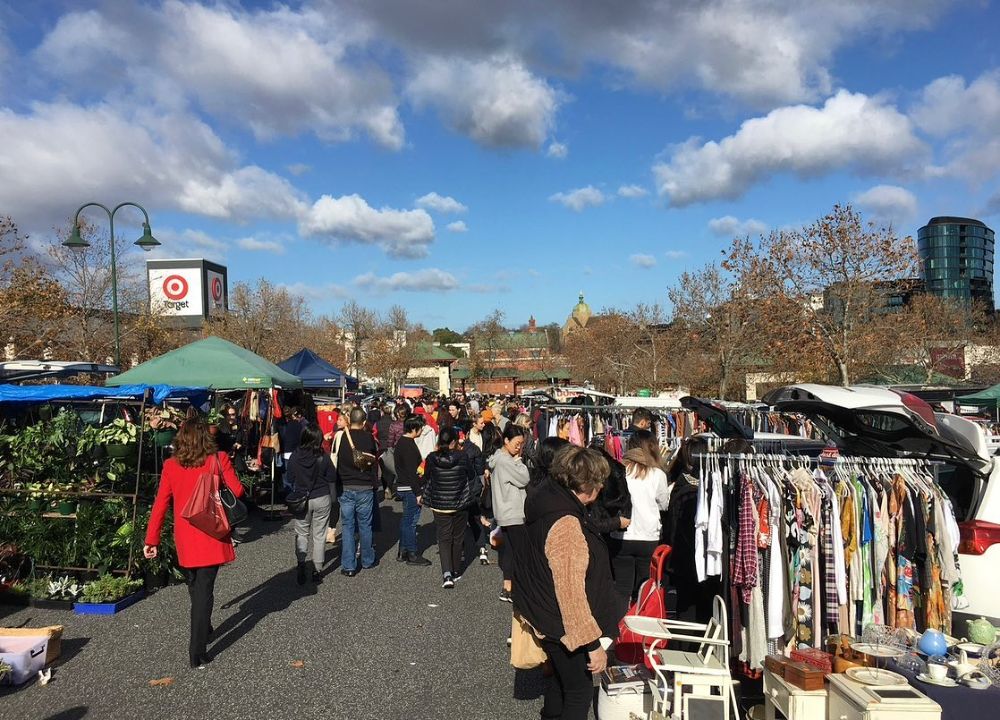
506, 636, 512, 647
479, 548, 490, 565
311, 570, 322, 584
499, 588, 512, 603
442, 574, 455, 589
453, 574, 463, 583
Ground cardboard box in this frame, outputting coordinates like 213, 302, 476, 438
0, 625, 62, 665
0, 636, 48, 685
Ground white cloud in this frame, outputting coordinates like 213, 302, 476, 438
35, 2, 404, 149
408, 54, 560, 148
416, 192, 467, 214
547, 142, 568, 159
354, 268, 460, 293
853, 185, 918, 227
618, 184, 649, 198
654, 90, 925, 206
911, 71, 1000, 181
299, 194, 436, 259
237, 236, 286, 254
0, 102, 303, 230
446, 220, 469, 233
664, 250, 688, 260
281, 282, 351, 301
708, 215, 769, 237
351, 1, 950, 109
145, 228, 227, 261
286, 163, 311, 176
549, 185, 608, 212
630, 253, 657, 269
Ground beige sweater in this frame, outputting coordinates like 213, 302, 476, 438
544, 515, 602, 651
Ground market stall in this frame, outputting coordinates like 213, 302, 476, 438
277, 348, 358, 396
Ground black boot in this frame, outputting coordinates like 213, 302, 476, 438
406, 553, 432, 567
311, 569, 322, 584
397, 550, 410, 562
296, 562, 307, 585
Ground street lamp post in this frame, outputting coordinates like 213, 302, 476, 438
64, 202, 160, 368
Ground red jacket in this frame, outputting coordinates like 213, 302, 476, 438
145, 451, 245, 569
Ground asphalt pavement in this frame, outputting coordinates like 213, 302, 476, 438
1, 501, 547, 719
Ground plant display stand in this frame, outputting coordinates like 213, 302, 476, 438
29, 598, 75, 611
74, 589, 145, 615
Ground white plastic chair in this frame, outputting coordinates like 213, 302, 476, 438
623, 595, 739, 719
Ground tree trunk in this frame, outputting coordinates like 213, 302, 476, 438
837, 359, 850, 387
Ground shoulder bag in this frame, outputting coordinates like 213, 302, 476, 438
344, 429, 377, 472
285, 456, 322, 515
181, 455, 231, 540
219, 454, 248, 528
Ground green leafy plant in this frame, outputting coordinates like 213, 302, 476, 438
0, 659, 12, 682
97, 419, 138, 446
80, 574, 142, 603
206, 407, 224, 426
144, 406, 184, 431
46, 575, 82, 601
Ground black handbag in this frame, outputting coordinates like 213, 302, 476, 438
285, 456, 321, 515
220, 482, 248, 526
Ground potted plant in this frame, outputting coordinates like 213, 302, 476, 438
74, 573, 144, 615
97, 419, 139, 459
30, 574, 81, 610
206, 407, 224, 436
144, 406, 183, 447
55, 497, 77, 516
23, 482, 46, 513
0, 579, 30, 607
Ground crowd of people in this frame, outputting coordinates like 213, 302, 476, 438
144, 393, 675, 717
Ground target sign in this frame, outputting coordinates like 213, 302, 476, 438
162, 275, 189, 301
211, 277, 223, 302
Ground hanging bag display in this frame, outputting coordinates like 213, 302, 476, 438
616, 544, 672, 666
180, 455, 231, 540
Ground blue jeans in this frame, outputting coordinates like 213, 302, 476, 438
399, 491, 421, 554
340, 489, 376, 571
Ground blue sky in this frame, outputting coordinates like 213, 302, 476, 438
1, 0, 999, 332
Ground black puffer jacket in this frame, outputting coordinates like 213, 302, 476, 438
589, 449, 633, 534
423, 449, 474, 512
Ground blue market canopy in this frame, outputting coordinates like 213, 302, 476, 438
0, 383, 209, 406
278, 348, 358, 390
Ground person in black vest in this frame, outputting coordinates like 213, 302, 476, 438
422, 427, 474, 588
515, 445, 625, 720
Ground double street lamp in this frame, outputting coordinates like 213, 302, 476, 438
64, 202, 160, 368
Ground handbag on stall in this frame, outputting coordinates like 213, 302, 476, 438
616, 544, 672, 666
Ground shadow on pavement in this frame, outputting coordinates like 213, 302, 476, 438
43, 706, 89, 720
212, 567, 316, 658
53, 637, 90, 667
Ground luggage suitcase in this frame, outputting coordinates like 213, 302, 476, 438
615, 544, 672, 666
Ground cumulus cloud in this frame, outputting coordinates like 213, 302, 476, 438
549, 185, 608, 212
911, 70, 1000, 181
299, 194, 436, 259
145, 228, 228, 261
630, 253, 657, 269
0, 102, 303, 230
35, 2, 404, 149
446, 220, 469, 233
708, 215, 769, 237
408, 54, 560, 148
664, 250, 688, 260
237, 236, 286, 254
351, 1, 950, 109
853, 185, 918, 227
547, 142, 568, 158
654, 90, 925, 206
416, 192, 467, 213
354, 268, 460, 293
618, 184, 649, 198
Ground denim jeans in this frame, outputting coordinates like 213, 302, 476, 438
399, 491, 421, 554
340, 488, 376, 571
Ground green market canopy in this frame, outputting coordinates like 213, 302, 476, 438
956, 384, 1000, 408
107, 336, 303, 390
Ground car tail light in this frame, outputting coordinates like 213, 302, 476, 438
958, 521, 1000, 555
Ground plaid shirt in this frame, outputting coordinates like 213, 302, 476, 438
822, 493, 840, 629
733, 473, 758, 604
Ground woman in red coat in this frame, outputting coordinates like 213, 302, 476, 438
144, 415, 245, 669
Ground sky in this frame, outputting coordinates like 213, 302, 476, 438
1, 0, 999, 332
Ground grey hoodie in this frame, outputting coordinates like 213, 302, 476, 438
488, 449, 531, 526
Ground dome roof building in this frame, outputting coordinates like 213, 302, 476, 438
562, 292, 592, 340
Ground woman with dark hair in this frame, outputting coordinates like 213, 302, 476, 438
144, 415, 245, 669
288, 423, 336, 585
423, 426, 474, 588
516, 446, 624, 720
528, 436, 569, 487
489, 423, 530, 603
609, 429, 670, 603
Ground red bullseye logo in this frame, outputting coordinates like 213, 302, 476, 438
162, 275, 189, 301
211, 277, 223, 301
